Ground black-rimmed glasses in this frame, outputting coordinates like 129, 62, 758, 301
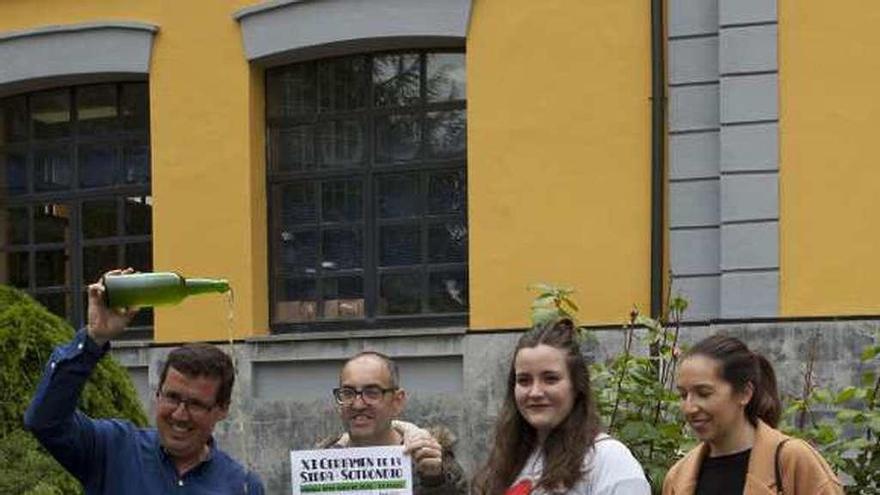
156, 390, 216, 415
332, 386, 397, 405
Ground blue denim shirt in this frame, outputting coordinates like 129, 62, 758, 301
24, 329, 264, 495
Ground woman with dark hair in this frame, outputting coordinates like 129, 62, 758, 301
664, 334, 843, 495
473, 319, 650, 495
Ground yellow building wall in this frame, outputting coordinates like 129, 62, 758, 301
779, 1, 880, 316
2, 0, 654, 337
467, 0, 653, 329
0, 0, 268, 342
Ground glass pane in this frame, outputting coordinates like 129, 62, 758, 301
35, 292, 69, 320
267, 64, 316, 118
129, 306, 154, 327
77, 84, 118, 136
4, 207, 28, 246
373, 53, 421, 108
35, 249, 67, 287
4, 252, 29, 288
83, 244, 119, 284
120, 83, 149, 131
122, 144, 150, 184
281, 230, 318, 273
377, 173, 419, 219
82, 200, 117, 239
79, 144, 118, 188
429, 270, 468, 312
281, 182, 318, 226
428, 222, 468, 263
1, 151, 27, 196
318, 55, 367, 112
317, 119, 365, 168
322, 229, 362, 270
427, 53, 466, 102
1, 96, 28, 143
34, 203, 70, 244
321, 276, 363, 319
34, 147, 71, 191
379, 225, 421, 266
425, 110, 466, 159
125, 242, 152, 272
270, 125, 314, 172
124, 196, 152, 236
375, 113, 421, 162
275, 277, 318, 322
321, 179, 362, 222
32, 89, 71, 139
379, 272, 421, 315
428, 170, 467, 214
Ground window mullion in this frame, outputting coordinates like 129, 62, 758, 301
418, 52, 430, 314
364, 54, 377, 321
70, 198, 84, 327
420, 170, 430, 314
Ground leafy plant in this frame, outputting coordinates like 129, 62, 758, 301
528, 283, 578, 326
530, 283, 880, 493
782, 330, 880, 493
529, 284, 692, 493
0, 285, 148, 494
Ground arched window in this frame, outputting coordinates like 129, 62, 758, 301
267, 49, 467, 329
0, 82, 153, 335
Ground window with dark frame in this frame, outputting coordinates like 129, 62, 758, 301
0, 82, 153, 338
267, 50, 467, 329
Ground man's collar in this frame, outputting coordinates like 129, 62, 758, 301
158, 435, 216, 467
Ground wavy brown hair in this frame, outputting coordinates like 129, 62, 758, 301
472, 318, 601, 495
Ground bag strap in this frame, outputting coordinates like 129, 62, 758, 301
774, 439, 791, 494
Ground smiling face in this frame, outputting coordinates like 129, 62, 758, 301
155, 367, 227, 468
676, 355, 754, 455
338, 355, 405, 446
513, 344, 576, 441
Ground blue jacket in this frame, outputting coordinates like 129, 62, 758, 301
24, 329, 264, 494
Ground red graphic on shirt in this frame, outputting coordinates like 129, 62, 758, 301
505, 479, 533, 495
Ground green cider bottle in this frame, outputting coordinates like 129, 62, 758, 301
102, 272, 230, 308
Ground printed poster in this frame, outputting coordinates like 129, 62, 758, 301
291, 445, 412, 495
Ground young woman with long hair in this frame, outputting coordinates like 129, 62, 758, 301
473, 318, 650, 495
664, 334, 843, 495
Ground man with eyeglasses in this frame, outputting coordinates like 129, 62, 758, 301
24, 272, 264, 494
318, 351, 466, 495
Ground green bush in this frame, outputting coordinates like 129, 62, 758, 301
0, 285, 148, 495
782, 330, 880, 494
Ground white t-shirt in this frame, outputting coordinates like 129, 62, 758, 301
512, 434, 651, 495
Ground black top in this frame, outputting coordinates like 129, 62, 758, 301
695, 448, 752, 495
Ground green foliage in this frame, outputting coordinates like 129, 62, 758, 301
528, 284, 578, 327
530, 284, 880, 493
0, 285, 148, 494
782, 330, 880, 494
529, 285, 692, 493
0, 430, 80, 495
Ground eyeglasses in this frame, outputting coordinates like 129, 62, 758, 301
157, 390, 216, 416
332, 386, 397, 405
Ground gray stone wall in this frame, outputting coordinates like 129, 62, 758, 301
112, 320, 878, 494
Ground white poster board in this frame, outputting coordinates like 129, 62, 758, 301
290, 445, 412, 495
